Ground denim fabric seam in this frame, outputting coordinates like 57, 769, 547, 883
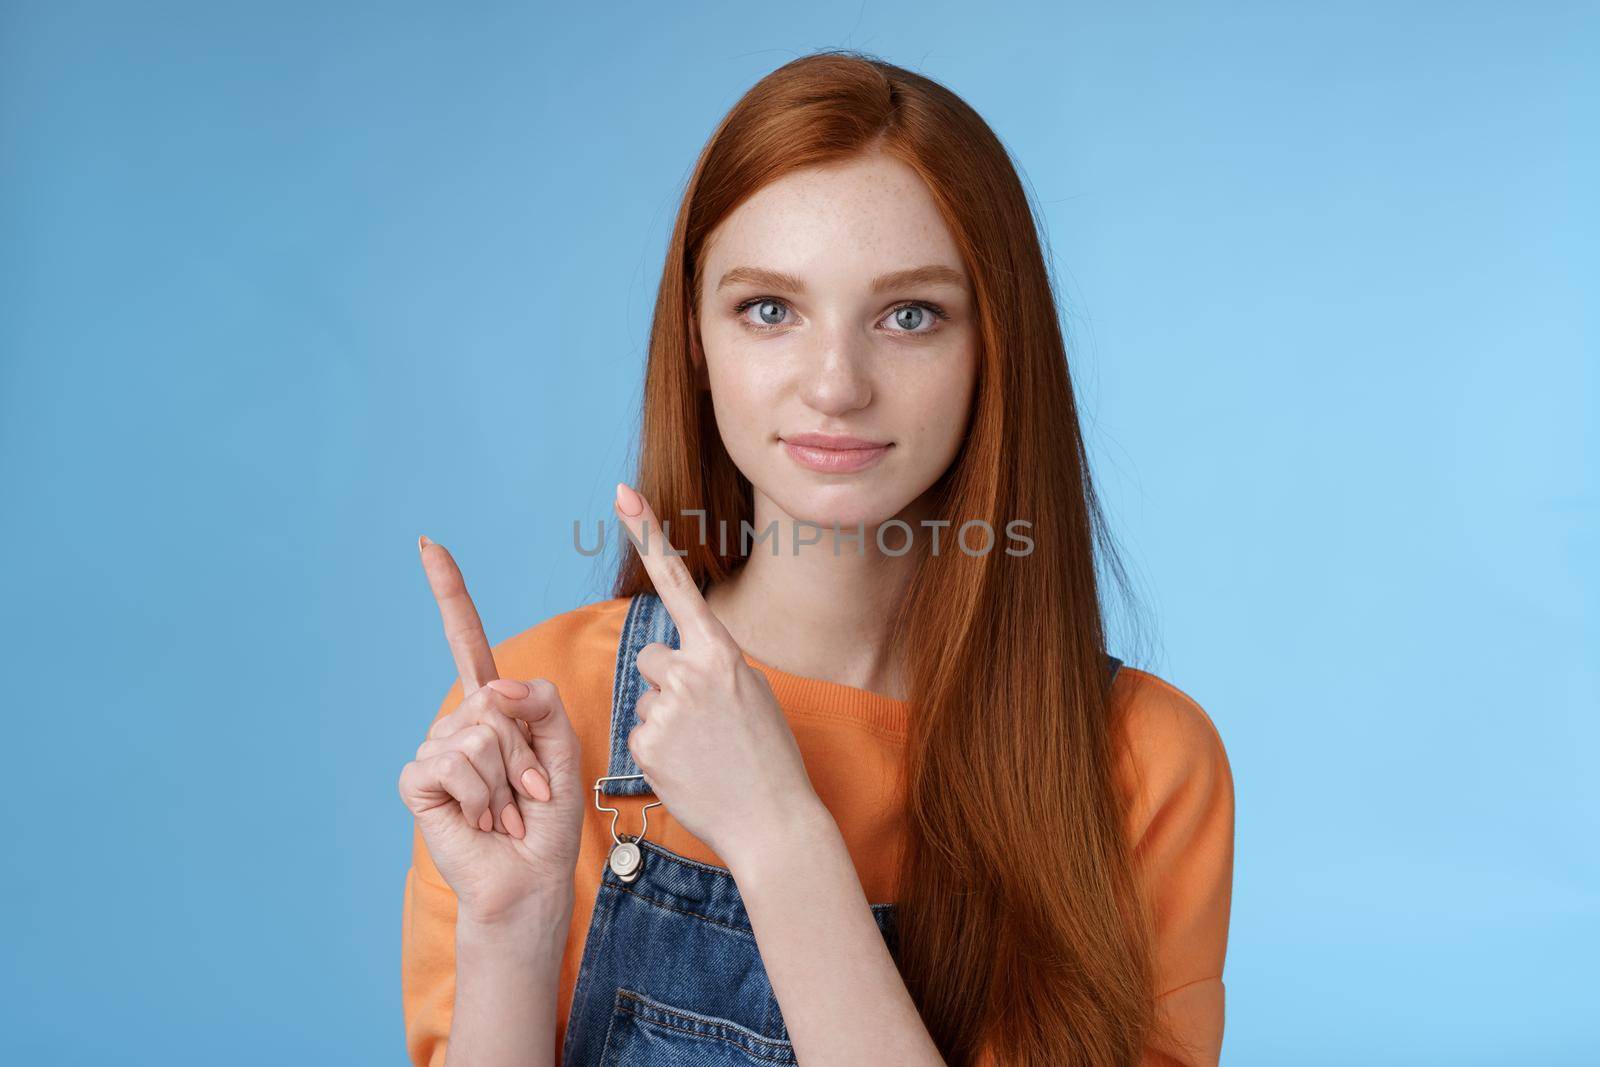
619, 988, 793, 1044
604, 881, 757, 938
594, 993, 624, 1067
606, 594, 643, 780
560, 860, 620, 1067
612, 989, 798, 1063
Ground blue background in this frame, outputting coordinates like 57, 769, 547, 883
2, 2, 1594, 1063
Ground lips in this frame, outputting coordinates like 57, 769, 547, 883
779, 432, 892, 474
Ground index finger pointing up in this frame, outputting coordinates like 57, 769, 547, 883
418, 535, 499, 693
613, 482, 729, 650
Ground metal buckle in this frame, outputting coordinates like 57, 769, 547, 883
593, 773, 661, 882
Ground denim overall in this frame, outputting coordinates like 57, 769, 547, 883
559, 590, 1123, 1066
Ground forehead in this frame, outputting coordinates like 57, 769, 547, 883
702, 152, 965, 282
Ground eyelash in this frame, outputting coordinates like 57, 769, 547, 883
730, 297, 951, 337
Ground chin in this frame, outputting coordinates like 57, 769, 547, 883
772, 482, 914, 533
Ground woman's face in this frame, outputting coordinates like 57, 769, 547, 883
695, 150, 979, 532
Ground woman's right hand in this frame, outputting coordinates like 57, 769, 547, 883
397, 536, 585, 926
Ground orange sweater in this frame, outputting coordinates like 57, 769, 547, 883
402, 596, 1234, 1065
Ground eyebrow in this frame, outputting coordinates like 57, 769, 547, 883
715, 264, 969, 295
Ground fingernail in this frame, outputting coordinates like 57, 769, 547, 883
477, 808, 493, 832
486, 679, 530, 699
615, 482, 643, 517
522, 767, 551, 802
418, 535, 433, 551
502, 802, 525, 839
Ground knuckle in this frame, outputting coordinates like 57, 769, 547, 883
463, 723, 496, 755
444, 620, 482, 651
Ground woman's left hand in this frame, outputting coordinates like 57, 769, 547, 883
611, 481, 823, 868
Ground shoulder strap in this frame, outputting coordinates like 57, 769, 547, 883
601, 591, 679, 796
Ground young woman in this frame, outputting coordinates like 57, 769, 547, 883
400, 50, 1234, 1067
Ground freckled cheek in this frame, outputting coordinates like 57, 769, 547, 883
705, 359, 787, 462
878, 360, 976, 451
706, 356, 786, 412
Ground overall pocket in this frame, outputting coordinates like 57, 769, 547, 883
599, 987, 797, 1066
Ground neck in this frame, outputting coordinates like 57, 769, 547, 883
702, 489, 934, 703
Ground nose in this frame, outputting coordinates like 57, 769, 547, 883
797, 333, 873, 416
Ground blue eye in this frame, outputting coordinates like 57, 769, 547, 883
892, 306, 929, 332
738, 298, 789, 328
730, 297, 950, 337
882, 302, 949, 335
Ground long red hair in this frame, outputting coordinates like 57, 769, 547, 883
612, 50, 1175, 1065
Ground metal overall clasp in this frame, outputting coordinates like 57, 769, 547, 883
592, 774, 662, 883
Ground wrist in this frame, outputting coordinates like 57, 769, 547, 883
725, 792, 837, 880
457, 890, 573, 963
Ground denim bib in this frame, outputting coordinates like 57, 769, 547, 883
558, 590, 1123, 1065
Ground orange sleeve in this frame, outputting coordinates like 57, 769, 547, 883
1117, 669, 1236, 1067
400, 677, 468, 1067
